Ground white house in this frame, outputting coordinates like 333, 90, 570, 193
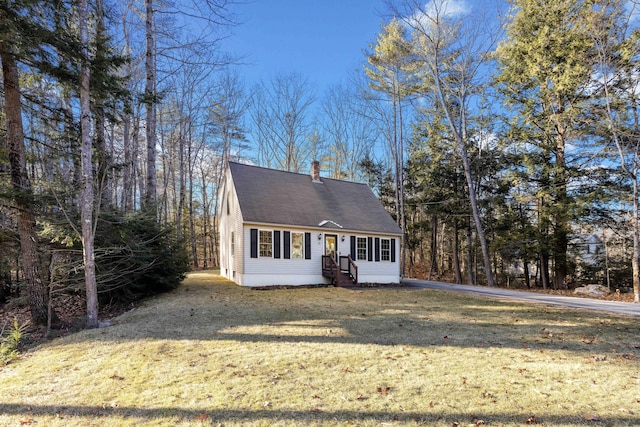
219, 161, 402, 286
569, 233, 605, 266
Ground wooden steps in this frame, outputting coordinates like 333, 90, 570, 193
322, 255, 358, 286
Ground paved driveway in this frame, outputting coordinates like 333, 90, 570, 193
402, 278, 640, 317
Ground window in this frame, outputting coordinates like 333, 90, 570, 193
380, 238, 390, 261
259, 230, 272, 257
231, 232, 235, 256
357, 237, 367, 261
291, 232, 304, 259
226, 192, 230, 215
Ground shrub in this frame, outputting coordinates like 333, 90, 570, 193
0, 318, 28, 364
93, 211, 190, 304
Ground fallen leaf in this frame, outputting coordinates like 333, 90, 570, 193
311, 408, 323, 413
377, 386, 391, 396
472, 417, 485, 425
19, 418, 33, 425
429, 401, 434, 408
263, 401, 271, 407
109, 374, 124, 381
584, 414, 600, 422
194, 414, 209, 422
525, 415, 538, 424
356, 395, 368, 401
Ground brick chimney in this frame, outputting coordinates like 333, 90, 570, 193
311, 160, 321, 182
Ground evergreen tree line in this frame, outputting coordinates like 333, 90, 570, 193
362, 0, 640, 304
1, 0, 639, 331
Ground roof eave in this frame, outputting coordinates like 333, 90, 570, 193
242, 220, 402, 237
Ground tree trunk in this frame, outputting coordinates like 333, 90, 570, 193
79, 0, 98, 328
553, 132, 568, 289
187, 124, 198, 268
398, 97, 406, 279
0, 41, 53, 325
633, 178, 640, 302
94, 0, 111, 211
177, 120, 185, 242
189, 172, 198, 269
540, 252, 550, 290
453, 221, 463, 284
465, 217, 474, 285
201, 166, 209, 269
428, 215, 438, 280
431, 65, 494, 286
122, 107, 133, 211
145, 0, 157, 209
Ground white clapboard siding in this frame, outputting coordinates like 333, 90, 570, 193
236, 227, 400, 286
240, 226, 325, 286
219, 167, 245, 282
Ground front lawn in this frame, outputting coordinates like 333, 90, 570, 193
0, 271, 638, 426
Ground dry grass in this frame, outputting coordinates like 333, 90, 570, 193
0, 271, 638, 427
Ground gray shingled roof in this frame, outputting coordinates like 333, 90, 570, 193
229, 162, 401, 235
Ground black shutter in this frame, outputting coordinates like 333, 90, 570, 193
375, 238, 380, 262
284, 231, 291, 259
304, 232, 311, 259
350, 236, 356, 259
391, 238, 396, 262
250, 228, 258, 258
274, 230, 281, 259
367, 237, 373, 261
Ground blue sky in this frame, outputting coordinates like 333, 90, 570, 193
224, 0, 390, 92
223, 0, 500, 95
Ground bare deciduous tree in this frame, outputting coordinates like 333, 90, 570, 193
321, 82, 377, 180
392, 0, 499, 286
251, 73, 316, 172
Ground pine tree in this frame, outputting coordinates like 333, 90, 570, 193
0, 0, 67, 325
496, 0, 606, 288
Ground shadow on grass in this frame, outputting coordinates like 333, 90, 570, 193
1, 403, 638, 426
